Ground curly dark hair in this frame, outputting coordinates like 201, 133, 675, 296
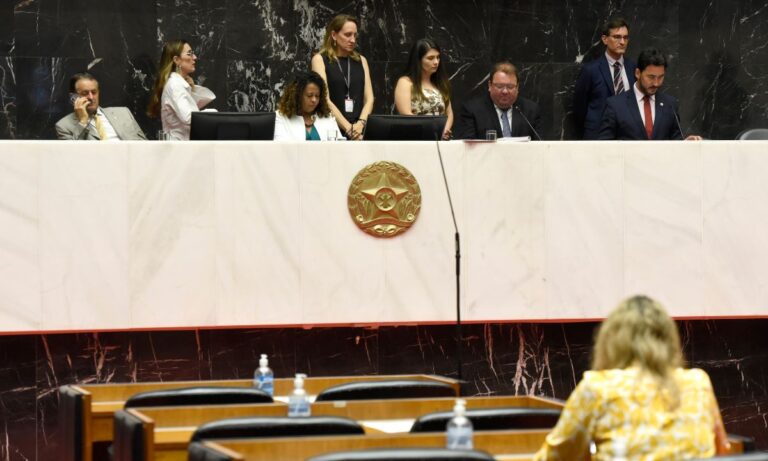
277, 71, 331, 118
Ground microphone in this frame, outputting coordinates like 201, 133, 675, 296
435, 136, 463, 383
660, 101, 685, 140
513, 105, 542, 141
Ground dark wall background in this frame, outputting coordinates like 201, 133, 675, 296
1, 0, 767, 140
1, 320, 767, 459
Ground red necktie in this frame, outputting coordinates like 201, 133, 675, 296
643, 95, 653, 139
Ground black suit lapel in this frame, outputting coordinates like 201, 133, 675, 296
484, 93, 502, 134
599, 56, 615, 95
624, 91, 647, 139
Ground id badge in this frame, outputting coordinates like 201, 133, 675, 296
344, 98, 354, 113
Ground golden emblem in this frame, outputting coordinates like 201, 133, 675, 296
348, 161, 422, 238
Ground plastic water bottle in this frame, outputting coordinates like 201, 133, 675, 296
253, 354, 274, 396
287, 373, 311, 417
446, 398, 473, 449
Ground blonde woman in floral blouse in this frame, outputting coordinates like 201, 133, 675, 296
394, 38, 453, 139
533, 295, 730, 461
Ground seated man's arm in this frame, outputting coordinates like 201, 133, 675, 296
452, 102, 478, 140
596, 102, 618, 140
125, 110, 147, 140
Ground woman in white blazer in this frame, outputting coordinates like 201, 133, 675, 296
274, 71, 342, 141
147, 39, 216, 140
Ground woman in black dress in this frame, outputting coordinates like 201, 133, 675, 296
311, 14, 374, 140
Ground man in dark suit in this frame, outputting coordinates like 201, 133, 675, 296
55, 73, 146, 140
598, 47, 701, 141
573, 18, 636, 139
453, 61, 542, 140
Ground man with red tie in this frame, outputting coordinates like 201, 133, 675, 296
598, 48, 701, 141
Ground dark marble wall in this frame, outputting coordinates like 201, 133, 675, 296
1, 0, 767, 140
1, 320, 766, 459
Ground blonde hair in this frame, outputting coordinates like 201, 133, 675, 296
593, 295, 684, 406
147, 39, 191, 118
319, 14, 361, 63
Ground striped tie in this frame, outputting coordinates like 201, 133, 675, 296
613, 61, 624, 95
94, 114, 108, 141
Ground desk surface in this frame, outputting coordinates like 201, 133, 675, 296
3, 140, 768, 333
198, 430, 549, 461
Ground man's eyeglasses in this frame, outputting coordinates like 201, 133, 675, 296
609, 34, 629, 42
491, 83, 518, 91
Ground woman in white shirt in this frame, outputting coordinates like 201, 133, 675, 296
147, 39, 215, 140
274, 71, 342, 141
394, 38, 453, 139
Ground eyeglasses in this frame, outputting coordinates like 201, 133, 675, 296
609, 34, 630, 42
183, 50, 196, 57
491, 83, 518, 91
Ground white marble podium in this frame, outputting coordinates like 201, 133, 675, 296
1, 140, 767, 333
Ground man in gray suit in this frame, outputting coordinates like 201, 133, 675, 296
55, 73, 146, 140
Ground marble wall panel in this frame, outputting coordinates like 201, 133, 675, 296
2, 320, 764, 459
5, 1, 768, 140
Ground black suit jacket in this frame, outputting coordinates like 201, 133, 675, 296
453, 92, 542, 140
573, 54, 637, 139
597, 90, 683, 140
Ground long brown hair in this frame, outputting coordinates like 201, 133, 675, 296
147, 39, 190, 118
318, 14, 361, 63
402, 38, 451, 105
277, 71, 330, 118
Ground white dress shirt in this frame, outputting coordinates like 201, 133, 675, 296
161, 72, 216, 140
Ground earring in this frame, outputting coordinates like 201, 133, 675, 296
333, 38, 337, 48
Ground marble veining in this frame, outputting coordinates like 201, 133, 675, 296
2, 1, 767, 139
3, 320, 766, 459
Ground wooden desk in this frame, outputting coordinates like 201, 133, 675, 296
125, 396, 563, 461
63, 374, 458, 461
194, 430, 549, 461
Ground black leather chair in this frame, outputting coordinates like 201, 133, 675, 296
691, 454, 768, 461
112, 409, 150, 461
314, 380, 456, 401
123, 386, 272, 408
736, 128, 768, 140
59, 385, 85, 461
308, 447, 496, 461
188, 441, 237, 461
410, 407, 561, 432
190, 416, 365, 441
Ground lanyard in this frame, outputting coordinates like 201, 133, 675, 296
336, 57, 351, 98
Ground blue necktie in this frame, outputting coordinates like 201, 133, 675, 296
500, 110, 512, 137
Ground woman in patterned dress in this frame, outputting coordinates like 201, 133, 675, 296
394, 38, 453, 139
533, 295, 730, 460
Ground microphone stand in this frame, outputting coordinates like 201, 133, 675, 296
436, 139, 463, 386
514, 105, 542, 140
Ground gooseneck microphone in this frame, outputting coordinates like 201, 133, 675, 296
435, 136, 463, 384
513, 105, 542, 140
660, 101, 685, 140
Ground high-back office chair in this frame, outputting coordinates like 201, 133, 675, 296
188, 441, 238, 461
190, 416, 365, 441
59, 385, 87, 461
410, 407, 561, 432
736, 128, 768, 140
112, 410, 151, 461
314, 380, 457, 401
308, 447, 496, 461
123, 386, 272, 408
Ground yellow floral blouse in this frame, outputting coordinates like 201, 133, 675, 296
533, 367, 727, 461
